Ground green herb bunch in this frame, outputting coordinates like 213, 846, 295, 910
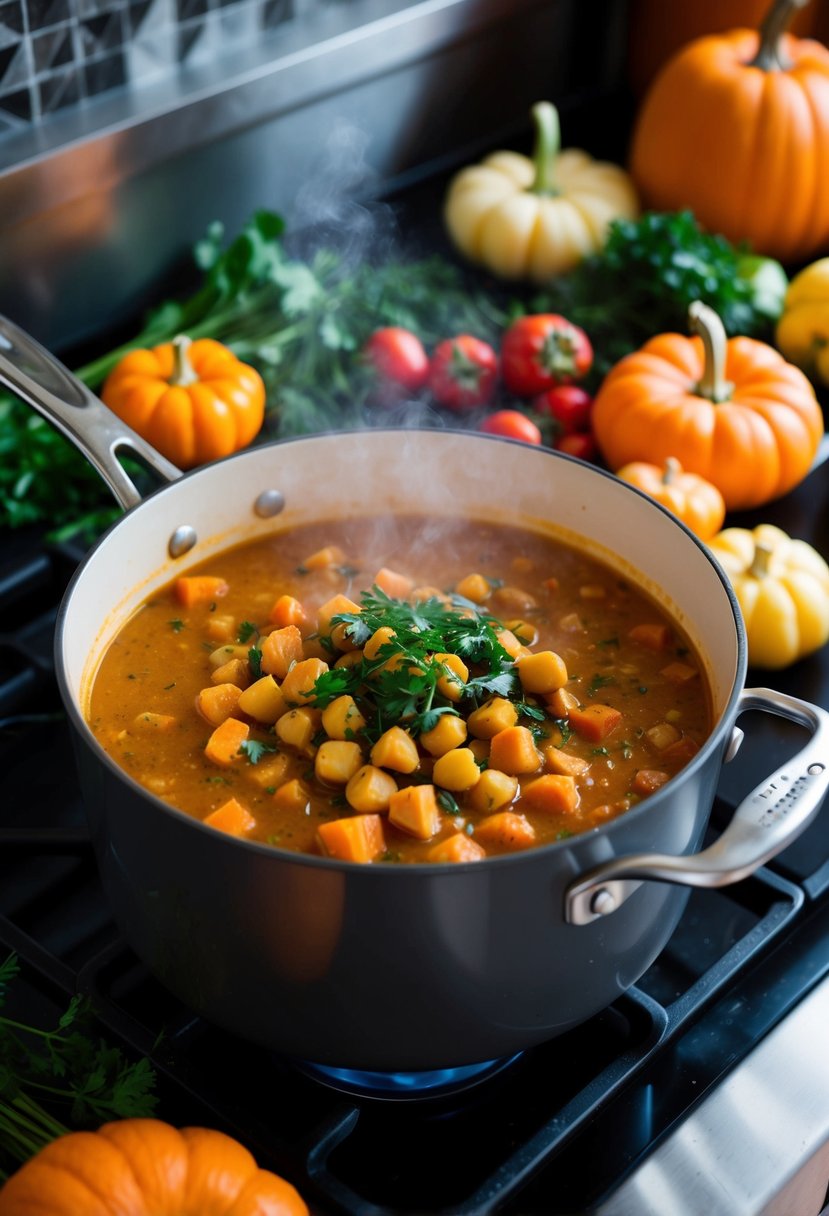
0, 953, 157, 1180
308, 586, 547, 742
527, 209, 787, 384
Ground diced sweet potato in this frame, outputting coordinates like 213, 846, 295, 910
268, 594, 307, 629
317, 813, 386, 862
568, 704, 622, 742
475, 811, 536, 850
632, 769, 670, 796
131, 712, 177, 732
345, 765, 398, 813
432, 747, 481, 792
370, 726, 420, 774
468, 768, 518, 813
373, 567, 414, 599
204, 717, 249, 766
521, 774, 579, 815
174, 575, 229, 607
315, 740, 364, 785
660, 661, 699, 685
280, 657, 329, 705
204, 797, 255, 836
541, 746, 591, 777
388, 784, 442, 839
628, 623, 672, 651
426, 832, 486, 863
488, 726, 541, 775
516, 649, 568, 695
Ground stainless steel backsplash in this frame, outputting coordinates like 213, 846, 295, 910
0, 0, 629, 354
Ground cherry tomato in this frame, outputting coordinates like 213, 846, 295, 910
428, 335, 499, 411
362, 326, 430, 404
501, 314, 593, 397
479, 410, 542, 445
554, 432, 598, 461
532, 385, 593, 435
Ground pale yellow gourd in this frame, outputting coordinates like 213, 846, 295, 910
444, 101, 639, 282
775, 256, 829, 386
707, 524, 829, 669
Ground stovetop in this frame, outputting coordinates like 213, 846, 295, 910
1, 453, 828, 1216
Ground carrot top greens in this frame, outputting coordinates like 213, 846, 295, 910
308, 586, 544, 743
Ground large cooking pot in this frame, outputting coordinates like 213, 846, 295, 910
2, 316, 827, 1076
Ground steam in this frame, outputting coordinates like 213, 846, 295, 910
288, 115, 399, 268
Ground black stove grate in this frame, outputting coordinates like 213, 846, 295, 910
1, 534, 828, 1215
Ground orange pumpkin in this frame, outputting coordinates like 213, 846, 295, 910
0, 1118, 308, 1215
616, 457, 726, 540
591, 301, 823, 511
101, 335, 266, 469
629, 0, 829, 263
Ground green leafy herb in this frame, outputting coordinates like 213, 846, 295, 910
307, 587, 531, 740
528, 209, 785, 384
237, 621, 258, 643
168, 619, 185, 633
239, 738, 277, 765
248, 646, 263, 680
0, 953, 157, 1180
437, 790, 461, 815
586, 673, 615, 697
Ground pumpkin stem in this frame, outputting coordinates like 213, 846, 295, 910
170, 334, 199, 387
688, 301, 733, 404
749, 0, 810, 71
529, 101, 561, 196
662, 456, 682, 485
749, 543, 774, 578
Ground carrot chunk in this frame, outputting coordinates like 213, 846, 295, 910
317, 813, 386, 862
521, 774, 579, 815
373, 567, 414, 599
426, 832, 486, 863
632, 769, 670, 796
204, 717, 249, 766
174, 575, 229, 607
628, 623, 672, 651
568, 703, 622, 742
660, 661, 699, 685
204, 797, 256, 836
269, 594, 307, 629
475, 811, 536, 851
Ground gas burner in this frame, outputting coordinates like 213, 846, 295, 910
293, 1053, 523, 1100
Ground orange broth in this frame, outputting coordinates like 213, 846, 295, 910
87, 514, 713, 862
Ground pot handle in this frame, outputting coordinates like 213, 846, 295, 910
0, 314, 181, 511
565, 687, 829, 926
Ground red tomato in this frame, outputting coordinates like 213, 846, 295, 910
428, 335, 499, 411
532, 385, 593, 435
479, 410, 542, 445
554, 432, 598, 461
362, 327, 430, 403
501, 315, 593, 396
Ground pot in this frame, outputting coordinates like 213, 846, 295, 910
2, 316, 827, 1074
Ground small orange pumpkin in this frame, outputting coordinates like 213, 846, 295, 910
591, 301, 823, 512
0, 1118, 308, 1215
629, 0, 829, 263
101, 335, 266, 469
616, 457, 726, 540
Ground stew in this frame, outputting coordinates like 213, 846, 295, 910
87, 515, 713, 862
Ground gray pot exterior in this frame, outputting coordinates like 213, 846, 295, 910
74, 721, 726, 1071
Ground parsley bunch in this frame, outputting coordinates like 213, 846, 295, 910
527, 209, 787, 384
0, 953, 157, 1180
308, 587, 526, 741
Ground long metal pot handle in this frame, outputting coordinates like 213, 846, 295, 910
0, 314, 181, 511
565, 687, 829, 925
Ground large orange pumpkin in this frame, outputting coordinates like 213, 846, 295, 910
0, 1118, 308, 1215
629, 0, 829, 263
591, 301, 824, 511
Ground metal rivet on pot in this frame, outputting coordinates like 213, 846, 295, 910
590, 888, 616, 917
168, 525, 198, 558
809, 762, 826, 775
254, 490, 285, 518
724, 726, 745, 764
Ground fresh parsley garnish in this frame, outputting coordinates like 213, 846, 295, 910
586, 673, 615, 698
248, 645, 263, 680
239, 738, 277, 765
168, 619, 184, 633
237, 620, 258, 643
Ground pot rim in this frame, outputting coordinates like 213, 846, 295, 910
54, 427, 749, 874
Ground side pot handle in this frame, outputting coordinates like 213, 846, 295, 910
0, 314, 181, 511
565, 687, 829, 926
